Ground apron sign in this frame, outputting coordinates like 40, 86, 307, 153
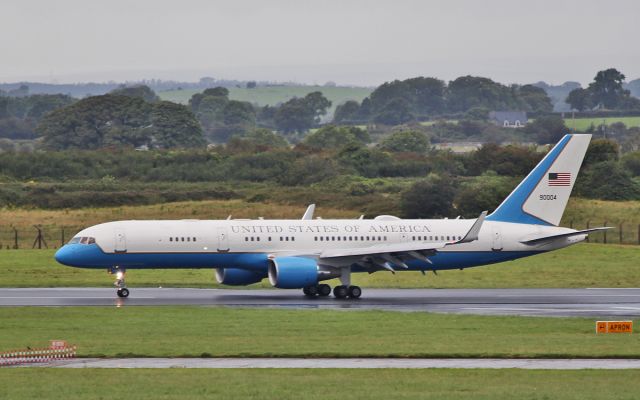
596, 321, 633, 334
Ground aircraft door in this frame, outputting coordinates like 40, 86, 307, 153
491, 225, 503, 251
114, 229, 127, 253
217, 227, 229, 252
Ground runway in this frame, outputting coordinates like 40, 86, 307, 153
2, 287, 640, 317
17, 357, 640, 369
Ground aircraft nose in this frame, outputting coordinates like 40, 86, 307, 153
55, 245, 77, 266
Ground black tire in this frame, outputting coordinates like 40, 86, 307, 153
303, 285, 318, 297
333, 285, 348, 299
348, 285, 362, 299
318, 284, 332, 297
118, 288, 130, 298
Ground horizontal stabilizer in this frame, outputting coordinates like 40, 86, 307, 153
520, 227, 612, 245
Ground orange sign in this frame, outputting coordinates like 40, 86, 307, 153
596, 321, 633, 334
50, 340, 68, 349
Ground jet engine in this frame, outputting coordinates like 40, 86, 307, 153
215, 268, 267, 286
268, 256, 338, 289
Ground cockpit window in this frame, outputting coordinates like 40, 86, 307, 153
69, 237, 96, 245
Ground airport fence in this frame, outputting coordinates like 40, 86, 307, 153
0, 225, 87, 250
0, 221, 639, 249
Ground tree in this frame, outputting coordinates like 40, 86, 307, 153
333, 100, 361, 124
110, 85, 160, 103
38, 95, 205, 149
566, 88, 592, 111
518, 84, 553, 113
379, 130, 429, 153
589, 68, 627, 109
149, 101, 206, 148
583, 139, 619, 166
223, 100, 256, 125
575, 160, 640, 200
455, 173, 518, 217
367, 77, 446, 118
246, 81, 257, 89
447, 76, 517, 112
228, 128, 288, 152
302, 125, 369, 150
400, 175, 456, 218
274, 92, 331, 134
524, 115, 568, 144
373, 97, 413, 125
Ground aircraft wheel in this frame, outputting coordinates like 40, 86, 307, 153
317, 284, 332, 297
348, 285, 362, 299
117, 288, 130, 298
333, 285, 348, 299
303, 285, 318, 297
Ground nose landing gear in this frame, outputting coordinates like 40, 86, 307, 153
110, 267, 129, 298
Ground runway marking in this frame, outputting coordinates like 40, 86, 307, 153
19, 357, 640, 370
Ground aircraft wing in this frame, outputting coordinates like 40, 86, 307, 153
313, 212, 487, 273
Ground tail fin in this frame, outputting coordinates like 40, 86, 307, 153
486, 134, 591, 226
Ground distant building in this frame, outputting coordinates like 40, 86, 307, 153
489, 111, 527, 128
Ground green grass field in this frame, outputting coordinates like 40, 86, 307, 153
1, 243, 637, 288
2, 369, 639, 400
564, 116, 640, 131
1, 307, 638, 358
158, 85, 372, 114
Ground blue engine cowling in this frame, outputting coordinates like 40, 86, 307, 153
215, 268, 267, 286
268, 257, 318, 289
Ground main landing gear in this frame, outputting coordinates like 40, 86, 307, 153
110, 267, 130, 298
303, 267, 361, 299
302, 284, 362, 299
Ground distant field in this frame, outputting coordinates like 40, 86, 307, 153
158, 85, 373, 115
564, 116, 640, 131
4, 369, 640, 400
2, 243, 638, 288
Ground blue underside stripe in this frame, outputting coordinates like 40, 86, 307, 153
57, 244, 542, 272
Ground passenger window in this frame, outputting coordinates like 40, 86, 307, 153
257, 237, 260, 242
285, 237, 289, 241
268, 237, 272, 241
181, 237, 185, 242
193, 237, 197, 242
291, 237, 295, 242
245, 237, 248, 241
187, 237, 191, 242
169, 237, 173, 242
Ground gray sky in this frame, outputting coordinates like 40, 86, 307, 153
1, 0, 638, 86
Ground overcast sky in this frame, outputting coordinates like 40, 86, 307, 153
1, 0, 638, 86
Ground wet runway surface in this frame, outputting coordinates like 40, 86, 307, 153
2, 287, 640, 317
18, 357, 640, 369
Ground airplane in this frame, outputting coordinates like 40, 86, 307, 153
55, 133, 608, 299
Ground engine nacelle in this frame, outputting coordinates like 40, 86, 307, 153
268, 257, 319, 289
215, 268, 266, 286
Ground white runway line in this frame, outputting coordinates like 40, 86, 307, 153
21, 358, 640, 370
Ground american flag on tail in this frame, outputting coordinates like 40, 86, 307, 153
548, 172, 571, 186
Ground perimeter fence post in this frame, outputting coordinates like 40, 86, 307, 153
603, 221, 607, 244
12, 228, 18, 249
570, 220, 573, 229
61, 228, 65, 248
619, 223, 623, 244
586, 221, 590, 243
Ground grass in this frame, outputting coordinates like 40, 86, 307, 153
158, 85, 373, 114
2, 369, 640, 400
1, 307, 639, 358
564, 116, 640, 131
1, 243, 637, 288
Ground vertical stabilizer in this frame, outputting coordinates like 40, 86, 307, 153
486, 134, 591, 226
